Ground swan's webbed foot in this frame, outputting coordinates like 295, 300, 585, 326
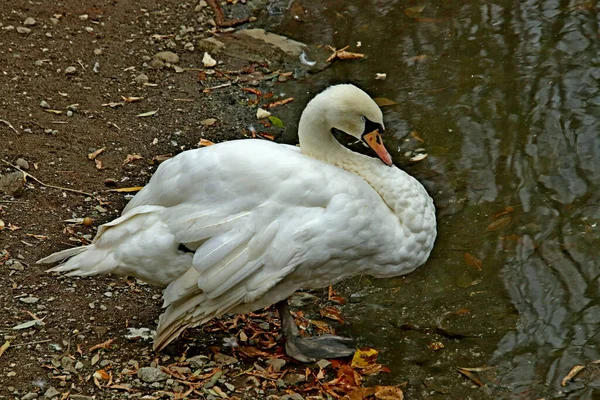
276, 299, 356, 363
284, 333, 356, 363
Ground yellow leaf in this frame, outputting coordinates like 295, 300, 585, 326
111, 186, 144, 193
373, 97, 397, 107
351, 347, 378, 368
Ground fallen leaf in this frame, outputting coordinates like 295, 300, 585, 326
0, 220, 4, 230
346, 387, 376, 400
238, 346, 273, 358
485, 216, 512, 232
94, 369, 110, 381
320, 306, 344, 324
89, 338, 115, 352
122, 154, 143, 166
268, 116, 284, 128
121, 96, 143, 103
492, 207, 515, 219
456, 367, 485, 387
94, 159, 104, 170
373, 97, 397, 107
198, 138, 215, 147
151, 154, 172, 164
351, 348, 379, 368
374, 385, 404, 400
88, 147, 106, 160
428, 341, 444, 350
410, 130, 425, 143
264, 97, 294, 109
110, 186, 144, 193
0, 341, 10, 359
464, 253, 483, 271
562, 364, 585, 386
12, 319, 44, 330
136, 110, 158, 117
405, 5, 426, 18
102, 102, 124, 108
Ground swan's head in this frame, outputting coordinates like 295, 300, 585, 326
306, 84, 393, 166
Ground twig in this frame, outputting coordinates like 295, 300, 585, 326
0, 200, 28, 203
1, 159, 93, 197
0, 118, 20, 134
206, 0, 251, 27
11, 339, 52, 348
202, 82, 232, 91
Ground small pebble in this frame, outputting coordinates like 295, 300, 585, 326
65, 66, 77, 75
23, 17, 36, 26
40, 100, 50, 109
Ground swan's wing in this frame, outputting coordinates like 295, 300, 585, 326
133, 140, 382, 349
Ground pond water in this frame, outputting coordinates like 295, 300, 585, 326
258, 0, 600, 398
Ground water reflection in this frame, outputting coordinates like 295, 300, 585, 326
262, 0, 600, 397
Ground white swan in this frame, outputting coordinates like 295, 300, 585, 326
39, 84, 436, 361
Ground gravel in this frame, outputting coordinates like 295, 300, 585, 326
137, 366, 169, 383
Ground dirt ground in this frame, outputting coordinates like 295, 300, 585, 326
0, 0, 356, 399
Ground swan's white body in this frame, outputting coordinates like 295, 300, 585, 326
40, 84, 436, 350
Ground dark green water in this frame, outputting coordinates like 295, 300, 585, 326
258, 0, 600, 398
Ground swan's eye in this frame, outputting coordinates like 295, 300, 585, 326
360, 116, 366, 122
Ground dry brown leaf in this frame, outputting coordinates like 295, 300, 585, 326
238, 346, 273, 358
88, 147, 106, 160
346, 387, 376, 400
122, 154, 143, 166
94, 369, 110, 381
264, 97, 294, 109
89, 338, 115, 352
121, 96, 143, 103
410, 130, 425, 143
374, 385, 404, 400
492, 207, 515, 219
198, 138, 215, 147
561, 364, 585, 386
464, 253, 483, 271
320, 306, 345, 324
9, 224, 21, 231
485, 216, 512, 232
456, 367, 485, 387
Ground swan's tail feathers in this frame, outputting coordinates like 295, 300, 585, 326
38, 244, 117, 277
37, 246, 87, 265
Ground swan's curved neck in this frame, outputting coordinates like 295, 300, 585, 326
298, 98, 432, 228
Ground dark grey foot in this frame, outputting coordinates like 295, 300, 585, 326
285, 333, 356, 363
276, 298, 356, 363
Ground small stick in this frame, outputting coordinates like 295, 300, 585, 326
0, 118, 20, 134
2, 159, 94, 197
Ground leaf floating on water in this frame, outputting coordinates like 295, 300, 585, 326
268, 116, 284, 128
464, 253, 483, 271
410, 130, 425, 143
492, 206, 514, 219
373, 97, 397, 107
456, 272, 475, 288
456, 367, 486, 387
561, 364, 585, 386
404, 5, 426, 18
351, 348, 379, 368
485, 216, 512, 232
136, 109, 158, 117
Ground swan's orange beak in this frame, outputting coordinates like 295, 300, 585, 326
363, 130, 393, 166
